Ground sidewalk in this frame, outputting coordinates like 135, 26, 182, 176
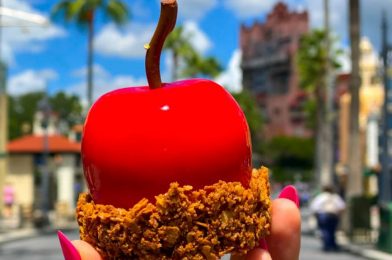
0, 228, 40, 245
302, 208, 392, 260
0, 219, 78, 245
342, 241, 392, 260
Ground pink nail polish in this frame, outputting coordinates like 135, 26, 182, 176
58, 231, 82, 260
278, 185, 300, 208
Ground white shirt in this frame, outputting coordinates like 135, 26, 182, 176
310, 192, 346, 215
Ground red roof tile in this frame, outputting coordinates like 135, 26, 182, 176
72, 124, 84, 133
7, 134, 80, 153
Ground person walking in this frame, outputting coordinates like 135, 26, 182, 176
3, 182, 15, 218
310, 185, 346, 251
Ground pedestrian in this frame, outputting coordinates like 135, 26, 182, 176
310, 185, 346, 251
3, 181, 15, 218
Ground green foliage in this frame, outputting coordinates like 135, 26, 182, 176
52, 0, 129, 25
164, 26, 222, 80
263, 136, 315, 183
296, 29, 342, 131
8, 92, 44, 140
49, 91, 83, 127
181, 55, 222, 78
52, 0, 129, 107
296, 29, 342, 93
8, 92, 83, 140
232, 89, 262, 138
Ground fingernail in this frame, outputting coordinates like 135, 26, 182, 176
259, 238, 269, 251
58, 231, 81, 260
278, 185, 300, 208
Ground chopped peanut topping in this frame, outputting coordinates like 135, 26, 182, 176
76, 167, 271, 259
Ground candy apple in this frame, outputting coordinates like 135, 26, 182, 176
81, 0, 252, 209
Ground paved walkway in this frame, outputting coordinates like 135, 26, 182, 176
0, 225, 391, 259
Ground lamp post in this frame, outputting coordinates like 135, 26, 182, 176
377, 11, 392, 254
37, 89, 51, 225
380, 12, 392, 205
320, 0, 334, 187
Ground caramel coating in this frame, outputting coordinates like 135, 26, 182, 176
76, 167, 271, 259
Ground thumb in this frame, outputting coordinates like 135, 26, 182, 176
72, 240, 103, 260
246, 248, 272, 260
230, 248, 272, 260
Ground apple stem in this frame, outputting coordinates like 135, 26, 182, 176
145, 0, 178, 89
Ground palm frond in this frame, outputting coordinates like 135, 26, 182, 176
51, 1, 73, 21
106, 0, 129, 24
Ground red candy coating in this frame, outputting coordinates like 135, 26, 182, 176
82, 79, 252, 209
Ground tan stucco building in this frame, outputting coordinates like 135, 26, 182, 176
4, 112, 82, 225
338, 38, 384, 195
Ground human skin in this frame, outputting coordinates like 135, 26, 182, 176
69, 197, 301, 260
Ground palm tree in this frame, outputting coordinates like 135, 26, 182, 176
181, 53, 222, 79
164, 26, 221, 80
52, 0, 129, 108
296, 29, 341, 187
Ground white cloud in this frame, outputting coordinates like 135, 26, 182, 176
1, 0, 66, 64
179, 0, 218, 20
302, 0, 347, 44
72, 64, 110, 79
224, 0, 275, 18
95, 23, 155, 58
216, 49, 242, 93
66, 64, 147, 105
8, 69, 58, 96
94, 20, 212, 59
183, 21, 212, 54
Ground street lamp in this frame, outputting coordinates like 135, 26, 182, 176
36, 89, 51, 226
380, 11, 392, 204
378, 11, 392, 254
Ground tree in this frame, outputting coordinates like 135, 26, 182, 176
8, 92, 83, 140
232, 89, 262, 141
164, 26, 222, 80
265, 136, 315, 183
8, 92, 45, 140
52, 0, 129, 108
296, 29, 341, 186
49, 91, 83, 128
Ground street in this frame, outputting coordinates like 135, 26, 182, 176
0, 230, 79, 260
0, 230, 365, 260
300, 235, 364, 260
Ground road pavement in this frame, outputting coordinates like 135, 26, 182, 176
300, 235, 365, 260
0, 230, 78, 260
0, 229, 366, 260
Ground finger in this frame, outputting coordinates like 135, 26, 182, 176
57, 231, 81, 260
246, 248, 272, 260
266, 198, 301, 260
230, 248, 272, 260
72, 240, 103, 260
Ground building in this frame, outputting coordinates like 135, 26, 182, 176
240, 2, 310, 139
337, 38, 384, 196
5, 111, 82, 226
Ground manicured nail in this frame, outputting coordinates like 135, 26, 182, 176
259, 238, 269, 251
278, 185, 300, 208
58, 231, 81, 260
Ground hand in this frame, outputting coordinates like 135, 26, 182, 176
58, 186, 300, 260
232, 185, 301, 260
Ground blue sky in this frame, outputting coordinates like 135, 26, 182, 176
2, 0, 392, 103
